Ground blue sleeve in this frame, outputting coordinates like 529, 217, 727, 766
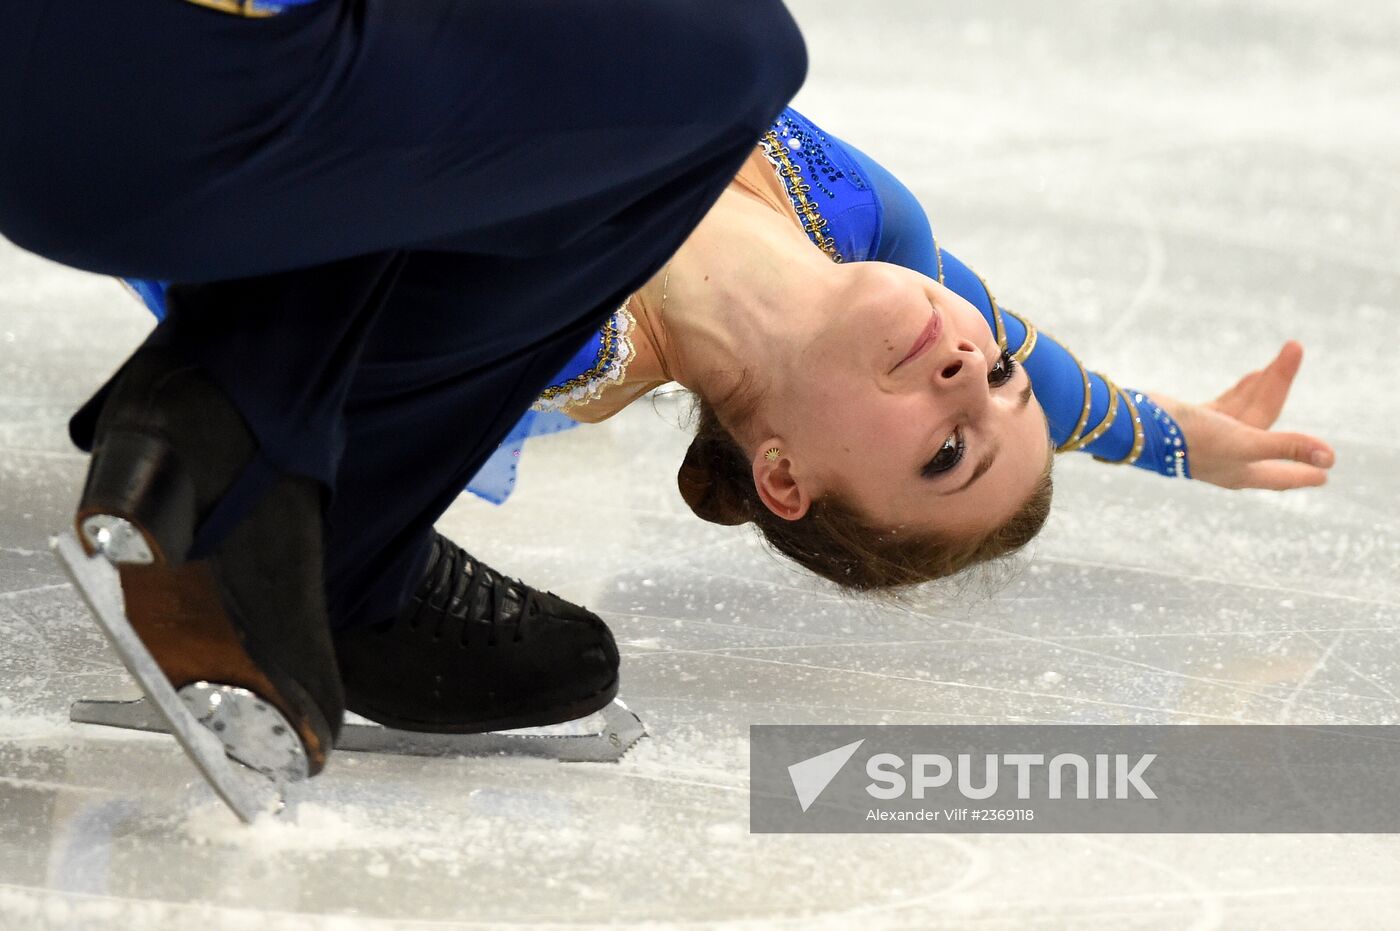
827, 135, 945, 278
836, 138, 1189, 479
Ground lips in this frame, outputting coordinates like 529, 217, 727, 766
894, 311, 942, 370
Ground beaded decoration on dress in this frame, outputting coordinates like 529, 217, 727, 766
758, 130, 844, 263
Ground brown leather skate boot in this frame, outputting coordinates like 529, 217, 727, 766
74, 347, 344, 787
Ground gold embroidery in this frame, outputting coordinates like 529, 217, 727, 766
531, 301, 636, 413
758, 131, 843, 263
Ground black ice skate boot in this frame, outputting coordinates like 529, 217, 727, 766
73, 347, 344, 786
334, 532, 619, 733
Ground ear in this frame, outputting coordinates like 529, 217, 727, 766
752, 444, 812, 522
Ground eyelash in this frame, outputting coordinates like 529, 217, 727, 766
921, 349, 1020, 477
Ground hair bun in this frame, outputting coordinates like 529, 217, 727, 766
678, 435, 753, 526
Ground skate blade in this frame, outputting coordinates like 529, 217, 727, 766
72, 697, 648, 764
53, 530, 288, 823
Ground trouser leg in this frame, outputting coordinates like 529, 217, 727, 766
323, 129, 763, 629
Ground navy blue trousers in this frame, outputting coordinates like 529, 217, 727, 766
0, 0, 806, 629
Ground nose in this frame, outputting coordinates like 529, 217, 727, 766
931, 338, 989, 410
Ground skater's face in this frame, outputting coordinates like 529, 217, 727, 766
753, 265, 1054, 537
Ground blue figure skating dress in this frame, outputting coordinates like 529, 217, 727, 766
122, 107, 1189, 504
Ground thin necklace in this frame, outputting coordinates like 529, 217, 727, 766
639, 263, 674, 381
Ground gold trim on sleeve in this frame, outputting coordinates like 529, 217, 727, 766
1059, 376, 1121, 453
1092, 389, 1145, 465
1006, 310, 1039, 364
1054, 345, 1094, 454
965, 267, 1008, 352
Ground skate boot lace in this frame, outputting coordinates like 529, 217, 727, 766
402, 536, 539, 646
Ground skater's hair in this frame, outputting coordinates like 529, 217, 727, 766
677, 384, 1053, 593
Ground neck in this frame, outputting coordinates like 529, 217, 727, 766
629, 190, 834, 434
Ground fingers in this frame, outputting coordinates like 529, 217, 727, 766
1237, 459, 1329, 491
1267, 340, 1304, 382
1228, 341, 1299, 393
1215, 370, 1261, 407
1259, 340, 1302, 395
1231, 427, 1336, 489
1251, 428, 1335, 467
1230, 342, 1305, 429
1210, 342, 1304, 426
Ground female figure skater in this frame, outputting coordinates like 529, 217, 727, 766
122, 106, 1334, 739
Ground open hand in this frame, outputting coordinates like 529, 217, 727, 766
1147, 340, 1335, 490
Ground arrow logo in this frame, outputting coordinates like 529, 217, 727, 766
788, 739, 865, 812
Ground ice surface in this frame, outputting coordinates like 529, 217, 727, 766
1, 0, 1398, 927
